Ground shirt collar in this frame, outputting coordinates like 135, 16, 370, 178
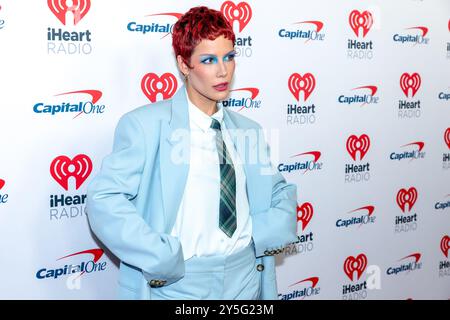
186, 88, 224, 132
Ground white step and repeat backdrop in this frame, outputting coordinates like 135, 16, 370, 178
0, 0, 449, 299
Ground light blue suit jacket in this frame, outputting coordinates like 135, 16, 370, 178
86, 87, 298, 300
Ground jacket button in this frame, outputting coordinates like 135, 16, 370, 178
256, 264, 264, 272
149, 279, 165, 288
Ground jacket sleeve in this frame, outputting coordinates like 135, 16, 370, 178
86, 112, 184, 285
251, 126, 298, 258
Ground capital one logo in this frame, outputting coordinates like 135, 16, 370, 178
48, 0, 90, 26
292, 21, 325, 43
352, 86, 378, 99
400, 73, 421, 98
344, 254, 368, 281
288, 73, 316, 101
56, 89, 102, 102
36, 248, 105, 281
441, 235, 450, 258
399, 253, 421, 265
297, 202, 313, 232
0, 178, 7, 204
402, 141, 424, 152
396, 187, 418, 212
285, 150, 322, 174
230, 87, 259, 98
225, 87, 261, 112
0, 4, 3, 30
406, 26, 428, 37
141, 73, 178, 103
221, 1, 252, 32
295, 21, 323, 33
58, 248, 103, 276
346, 134, 370, 161
349, 10, 373, 38
444, 128, 450, 149
290, 276, 319, 289
33, 89, 103, 118
353, 85, 378, 96
50, 154, 92, 191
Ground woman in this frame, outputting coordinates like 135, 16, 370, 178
87, 6, 297, 300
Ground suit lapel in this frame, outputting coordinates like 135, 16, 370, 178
159, 87, 190, 232
223, 109, 269, 215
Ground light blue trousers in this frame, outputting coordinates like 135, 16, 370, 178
150, 241, 261, 300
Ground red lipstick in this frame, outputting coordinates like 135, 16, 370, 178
213, 82, 228, 91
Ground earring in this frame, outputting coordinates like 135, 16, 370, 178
184, 73, 189, 81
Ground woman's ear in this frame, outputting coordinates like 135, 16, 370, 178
176, 55, 189, 77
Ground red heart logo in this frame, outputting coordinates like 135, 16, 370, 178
396, 187, 418, 213
50, 154, 92, 191
444, 128, 450, 149
221, 1, 252, 32
400, 73, 421, 98
141, 73, 178, 103
349, 10, 373, 38
0, 179, 5, 190
441, 235, 450, 258
47, 0, 91, 26
346, 134, 370, 161
297, 202, 314, 231
343, 254, 368, 281
288, 73, 316, 101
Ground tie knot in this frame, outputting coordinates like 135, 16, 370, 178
210, 118, 221, 131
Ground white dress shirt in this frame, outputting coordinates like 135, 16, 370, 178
169, 91, 252, 260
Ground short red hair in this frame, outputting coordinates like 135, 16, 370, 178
172, 6, 236, 68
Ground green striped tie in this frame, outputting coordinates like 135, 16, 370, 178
210, 118, 237, 238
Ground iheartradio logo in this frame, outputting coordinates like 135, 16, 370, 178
396, 187, 418, 213
288, 73, 316, 101
50, 154, 92, 191
221, 1, 252, 32
444, 128, 450, 149
441, 235, 450, 258
297, 202, 313, 231
141, 73, 178, 103
349, 10, 373, 38
346, 134, 370, 161
400, 73, 421, 98
344, 254, 368, 281
48, 0, 90, 26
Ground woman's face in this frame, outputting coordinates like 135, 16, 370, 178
178, 35, 236, 105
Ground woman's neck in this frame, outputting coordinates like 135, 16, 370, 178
186, 85, 217, 116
